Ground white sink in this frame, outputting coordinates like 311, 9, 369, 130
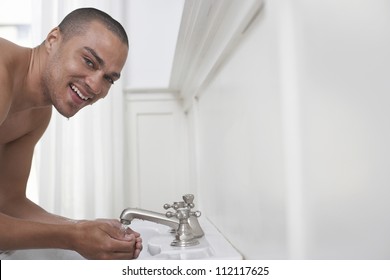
131, 218, 242, 260
0, 248, 85, 260
0, 218, 242, 260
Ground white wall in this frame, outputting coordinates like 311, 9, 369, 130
124, 0, 390, 259
125, 92, 191, 212
297, 0, 390, 259
189, 0, 287, 259
186, 0, 390, 259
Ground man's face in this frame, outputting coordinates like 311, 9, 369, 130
43, 21, 128, 118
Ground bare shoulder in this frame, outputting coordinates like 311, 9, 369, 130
0, 38, 17, 125
0, 69, 11, 125
0, 38, 20, 67
0, 37, 19, 53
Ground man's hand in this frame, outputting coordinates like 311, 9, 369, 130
71, 219, 143, 260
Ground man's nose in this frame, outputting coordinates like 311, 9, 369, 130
86, 73, 103, 95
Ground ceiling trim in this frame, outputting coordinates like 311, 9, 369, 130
170, 0, 265, 109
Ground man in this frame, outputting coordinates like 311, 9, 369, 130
0, 8, 142, 259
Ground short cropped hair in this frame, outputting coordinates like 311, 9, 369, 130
58, 7, 128, 47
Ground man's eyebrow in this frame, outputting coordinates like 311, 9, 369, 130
112, 72, 121, 80
84, 46, 121, 80
84, 46, 104, 66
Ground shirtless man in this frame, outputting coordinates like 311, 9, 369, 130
0, 8, 142, 259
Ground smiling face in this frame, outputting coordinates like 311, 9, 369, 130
42, 21, 128, 118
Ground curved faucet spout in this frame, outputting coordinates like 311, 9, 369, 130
120, 208, 179, 229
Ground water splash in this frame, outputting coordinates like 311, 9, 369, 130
121, 222, 131, 235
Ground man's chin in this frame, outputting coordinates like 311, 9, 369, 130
54, 105, 79, 119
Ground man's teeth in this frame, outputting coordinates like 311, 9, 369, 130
71, 85, 89, 101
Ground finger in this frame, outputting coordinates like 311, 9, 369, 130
135, 237, 143, 249
110, 238, 136, 254
102, 223, 130, 241
124, 227, 141, 238
133, 248, 141, 259
110, 251, 138, 260
124, 233, 136, 242
122, 227, 138, 236
99, 219, 124, 230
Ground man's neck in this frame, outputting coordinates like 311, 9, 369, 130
10, 44, 51, 113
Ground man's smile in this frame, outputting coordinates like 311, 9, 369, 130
70, 83, 91, 101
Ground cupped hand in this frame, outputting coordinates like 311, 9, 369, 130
71, 219, 143, 260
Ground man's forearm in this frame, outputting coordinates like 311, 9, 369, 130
0, 212, 75, 251
1, 197, 77, 224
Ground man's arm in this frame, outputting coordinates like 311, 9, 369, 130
0, 108, 142, 259
0, 212, 141, 259
0, 107, 68, 223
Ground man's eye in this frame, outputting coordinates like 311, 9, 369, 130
106, 77, 114, 84
84, 58, 94, 68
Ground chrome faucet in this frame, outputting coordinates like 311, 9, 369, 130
120, 208, 179, 229
119, 194, 204, 247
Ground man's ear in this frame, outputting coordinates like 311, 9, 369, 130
44, 27, 61, 53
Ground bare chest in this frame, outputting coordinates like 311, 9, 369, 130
0, 109, 43, 144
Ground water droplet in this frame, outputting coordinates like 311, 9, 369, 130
121, 223, 130, 234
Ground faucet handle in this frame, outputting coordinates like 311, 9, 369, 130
166, 209, 201, 220
164, 194, 197, 211
165, 211, 176, 218
164, 201, 185, 210
190, 210, 201, 218
182, 194, 194, 203
163, 203, 172, 210
182, 194, 195, 209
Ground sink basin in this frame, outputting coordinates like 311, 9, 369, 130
0, 248, 85, 260
0, 218, 242, 260
131, 219, 242, 260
